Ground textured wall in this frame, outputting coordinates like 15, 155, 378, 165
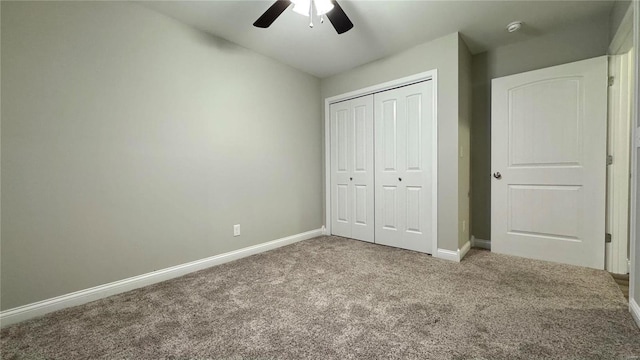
1, 1, 322, 310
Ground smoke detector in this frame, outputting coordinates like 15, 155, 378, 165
506, 21, 523, 33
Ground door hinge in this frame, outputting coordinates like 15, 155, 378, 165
605, 233, 612, 243
609, 76, 615, 86
607, 155, 613, 165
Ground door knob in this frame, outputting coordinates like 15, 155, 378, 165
398, 178, 402, 181
350, 177, 353, 181
493, 172, 502, 179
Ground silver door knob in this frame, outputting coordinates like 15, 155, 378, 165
493, 172, 502, 179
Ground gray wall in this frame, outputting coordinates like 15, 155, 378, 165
610, 1, 632, 43
321, 32, 463, 252
470, 16, 610, 240
1, 1, 322, 310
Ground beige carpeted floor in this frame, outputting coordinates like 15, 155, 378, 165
2, 236, 640, 359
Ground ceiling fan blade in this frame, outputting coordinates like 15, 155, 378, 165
253, 0, 291, 28
326, 0, 353, 34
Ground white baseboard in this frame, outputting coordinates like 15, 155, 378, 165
436, 248, 459, 262
460, 240, 471, 260
0, 228, 324, 328
631, 298, 640, 329
471, 235, 491, 250
436, 240, 471, 262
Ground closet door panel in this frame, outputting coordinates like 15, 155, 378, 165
331, 103, 352, 238
375, 80, 434, 254
330, 96, 374, 242
376, 96, 404, 246
401, 84, 432, 251
350, 96, 375, 242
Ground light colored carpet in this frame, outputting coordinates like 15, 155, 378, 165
2, 236, 640, 359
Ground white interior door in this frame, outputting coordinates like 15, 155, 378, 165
330, 95, 374, 242
374, 80, 434, 254
491, 56, 608, 269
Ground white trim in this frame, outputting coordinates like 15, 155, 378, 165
471, 235, 491, 250
324, 98, 332, 236
606, 51, 633, 275
430, 73, 439, 256
631, 298, 640, 329
436, 248, 460, 262
436, 240, 470, 262
0, 228, 324, 328
325, 71, 438, 105
629, 0, 639, 318
324, 69, 439, 254
459, 240, 471, 260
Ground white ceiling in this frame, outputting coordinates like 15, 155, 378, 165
141, 0, 614, 78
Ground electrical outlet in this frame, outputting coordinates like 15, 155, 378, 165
233, 224, 241, 237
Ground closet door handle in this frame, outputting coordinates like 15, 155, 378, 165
398, 178, 402, 182
350, 177, 353, 181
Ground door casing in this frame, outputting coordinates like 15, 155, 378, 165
607, 3, 635, 275
627, 0, 639, 327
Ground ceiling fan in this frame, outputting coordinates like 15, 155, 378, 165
253, 0, 354, 34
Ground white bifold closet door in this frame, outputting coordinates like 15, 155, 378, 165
330, 95, 375, 242
374, 81, 434, 254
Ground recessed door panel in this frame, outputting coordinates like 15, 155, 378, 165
509, 78, 582, 167
382, 100, 398, 171
336, 184, 349, 223
508, 185, 582, 240
336, 109, 349, 172
354, 185, 368, 225
406, 186, 422, 233
382, 186, 398, 230
354, 105, 368, 172
406, 94, 422, 171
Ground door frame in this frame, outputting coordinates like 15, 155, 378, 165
324, 69, 438, 254
629, 0, 639, 327
607, 4, 634, 274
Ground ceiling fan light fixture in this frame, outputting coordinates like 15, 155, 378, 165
253, 0, 352, 34
291, 0, 334, 16
291, 0, 310, 16
314, 0, 334, 15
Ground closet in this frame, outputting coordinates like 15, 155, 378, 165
329, 79, 435, 254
